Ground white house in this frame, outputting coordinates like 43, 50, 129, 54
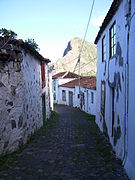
48, 66, 54, 111
59, 76, 96, 116
75, 77, 96, 115
95, 0, 135, 179
0, 38, 51, 155
52, 71, 79, 104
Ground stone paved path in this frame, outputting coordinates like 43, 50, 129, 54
0, 105, 129, 180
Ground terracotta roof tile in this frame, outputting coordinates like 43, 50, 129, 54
52, 72, 66, 79
52, 71, 79, 79
59, 76, 96, 89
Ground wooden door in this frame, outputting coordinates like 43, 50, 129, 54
69, 91, 73, 106
42, 94, 46, 123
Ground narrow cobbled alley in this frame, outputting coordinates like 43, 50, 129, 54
0, 105, 129, 180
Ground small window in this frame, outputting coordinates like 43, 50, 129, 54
53, 81, 56, 91
78, 94, 80, 99
110, 22, 116, 58
129, 0, 131, 14
91, 92, 94, 104
62, 90, 66, 101
53, 93, 56, 100
101, 81, 105, 116
102, 36, 106, 62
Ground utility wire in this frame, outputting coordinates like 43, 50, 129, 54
79, 0, 95, 56
73, 0, 95, 73
75, 57, 97, 71
60, 56, 79, 66
54, 0, 96, 77
73, 0, 95, 93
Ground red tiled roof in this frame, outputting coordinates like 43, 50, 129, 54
59, 76, 96, 89
63, 72, 79, 78
95, 0, 122, 44
52, 71, 79, 79
52, 72, 66, 79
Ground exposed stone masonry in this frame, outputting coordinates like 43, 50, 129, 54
0, 39, 46, 156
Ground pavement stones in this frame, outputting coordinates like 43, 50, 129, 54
0, 105, 129, 180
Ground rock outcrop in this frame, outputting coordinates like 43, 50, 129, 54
53, 37, 97, 76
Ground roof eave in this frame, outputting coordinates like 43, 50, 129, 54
94, 0, 122, 44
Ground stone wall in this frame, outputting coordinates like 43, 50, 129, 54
0, 56, 24, 154
21, 51, 43, 144
45, 65, 51, 119
0, 49, 43, 155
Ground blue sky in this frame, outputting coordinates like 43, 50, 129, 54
0, 0, 113, 62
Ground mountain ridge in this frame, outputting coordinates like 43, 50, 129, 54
52, 37, 97, 76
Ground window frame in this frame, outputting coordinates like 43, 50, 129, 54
101, 81, 106, 117
109, 21, 116, 58
62, 90, 66, 101
53, 92, 56, 101
102, 35, 106, 62
91, 92, 94, 104
53, 80, 56, 91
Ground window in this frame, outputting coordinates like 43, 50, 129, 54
53, 93, 56, 100
91, 92, 94, 104
102, 36, 106, 62
101, 81, 105, 116
129, 0, 131, 14
62, 90, 66, 101
110, 22, 116, 58
53, 81, 56, 91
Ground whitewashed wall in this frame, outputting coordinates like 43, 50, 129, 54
52, 79, 58, 103
0, 49, 49, 155
49, 70, 54, 111
96, 0, 135, 179
45, 65, 51, 119
58, 78, 75, 85
96, 0, 127, 159
75, 86, 96, 115
74, 86, 80, 108
125, 0, 135, 179
58, 86, 74, 106
87, 89, 96, 115
21, 52, 43, 144
52, 78, 76, 104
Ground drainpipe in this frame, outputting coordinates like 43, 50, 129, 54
123, 34, 129, 166
122, 0, 131, 166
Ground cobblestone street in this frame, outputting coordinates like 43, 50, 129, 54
0, 105, 129, 180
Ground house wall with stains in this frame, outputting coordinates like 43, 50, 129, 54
45, 64, 51, 119
74, 86, 96, 115
21, 51, 43, 143
96, 0, 127, 160
58, 86, 75, 106
0, 47, 46, 155
52, 79, 59, 103
49, 69, 54, 111
125, 0, 135, 179
52, 78, 76, 104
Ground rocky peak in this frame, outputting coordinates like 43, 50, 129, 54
53, 37, 97, 76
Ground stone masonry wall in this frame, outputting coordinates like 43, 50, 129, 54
0, 50, 43, 156
0, 58, 24, 155
45, 65, 51, 119
21, 51, 43, 144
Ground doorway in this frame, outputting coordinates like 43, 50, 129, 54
69, 91, 73, 106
